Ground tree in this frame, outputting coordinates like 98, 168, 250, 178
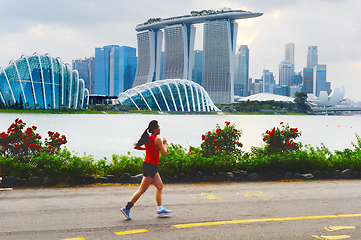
293, 92, 311, 113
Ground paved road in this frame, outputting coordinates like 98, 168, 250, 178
0, 180, 360, 239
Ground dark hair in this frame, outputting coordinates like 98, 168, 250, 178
135, 120, 158, 147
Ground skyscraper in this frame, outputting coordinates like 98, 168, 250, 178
163, 24, 196, 80
133, 10, 262, 104
94, 45, 137, 96
307, 46, 318, 69
279, 60, 294, 87
285, 43, 295, 65
313, 64, 326, 97
109, 46, 137, 96
203, 19, 238, 104
302, 68, 313, 94
262, 69, 275, 94
192, 50, 203, 85
133, 30, 163, 87
72, 57, 94, 94
235, 45, 249, 97
94, 45, 117, 95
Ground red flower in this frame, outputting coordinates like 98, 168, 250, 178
202, 134, 205, 140
225, 121, 230, 126
280, 122, 284, 125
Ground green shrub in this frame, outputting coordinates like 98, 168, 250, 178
106, 154, 143, 178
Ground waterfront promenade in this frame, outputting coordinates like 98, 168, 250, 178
1, 180, 360, 239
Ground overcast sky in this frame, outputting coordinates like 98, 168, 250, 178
0, 0, 360, 101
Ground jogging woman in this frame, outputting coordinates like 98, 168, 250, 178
121, 120, 172, 220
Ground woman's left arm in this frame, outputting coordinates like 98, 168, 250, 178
155, 137, 167, 156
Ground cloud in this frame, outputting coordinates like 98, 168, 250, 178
348, 63, 361, 69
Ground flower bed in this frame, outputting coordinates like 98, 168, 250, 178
1, 119, 360, 187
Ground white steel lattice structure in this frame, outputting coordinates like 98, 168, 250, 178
0, 53, 89, 109
117, 79, 220, 112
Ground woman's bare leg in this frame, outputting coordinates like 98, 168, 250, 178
129, 176, 153, 204
152, 173, 164, 206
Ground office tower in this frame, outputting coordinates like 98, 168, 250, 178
94, 45, 137, 96
192, 50, 203, 85
72, 57, 95, 94
163, 24, 196, 80
109, 46, 137, 96
302, 68, 313, 94
203, 19, 238, 104
262, 69, 275, 94
235, 45, 249, 97
307, 46, 318, 68
285, 43, 295, 65
279, 60, 294, 87
293, 71, 303, 85
248, 78, 253, 95
313, 64, 326, 97
160, 51, 164, 80
94, 45, 118, 95
133, 30, 163, 87
253, 78, 263, 94
325, 82, 331, 95
274, 85, 289, 96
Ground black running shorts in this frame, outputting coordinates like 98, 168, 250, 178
142, 162, 158, 179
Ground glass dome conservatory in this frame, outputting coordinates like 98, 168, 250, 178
0, 52, 89, 109
117, 79, 220, 112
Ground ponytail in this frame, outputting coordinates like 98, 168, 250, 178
135, 120, 158, 147
135, 129, 149, 148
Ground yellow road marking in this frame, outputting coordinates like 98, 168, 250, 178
114, 229, 148, 235
190, 193, 223, 200
62, 238, 85, 240
238, 191, 273, 198
172, 213, 361, 229
325, 226, 356, 232
312, 235, 351, 239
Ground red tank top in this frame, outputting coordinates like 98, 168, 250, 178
144, 135, 160, 166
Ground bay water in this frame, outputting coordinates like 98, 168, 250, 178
1, 113, 360, 161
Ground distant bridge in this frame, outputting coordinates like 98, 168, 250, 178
312, 107, 361, 112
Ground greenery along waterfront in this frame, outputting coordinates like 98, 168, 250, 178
1, 118, 360, 185
0, 92, 310, 115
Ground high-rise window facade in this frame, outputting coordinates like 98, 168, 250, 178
133, 30, 163, 87
110, 46, 137, 96
192, 50, 203, 85
285, 43, 295, 65
72, 57, 94, 94
235, 45, 249, 97
203, 19, 237, 104
163, 24, 196, 80
94, 45, 117, 95
262, 69, 275, 94
307, 46, 318, 69
94, 45, 137, 96
302, 68, 313, 94
279, 60, 294, 87
313, 64, 326, 97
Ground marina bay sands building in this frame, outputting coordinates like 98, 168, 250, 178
133, 9, 262, 104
